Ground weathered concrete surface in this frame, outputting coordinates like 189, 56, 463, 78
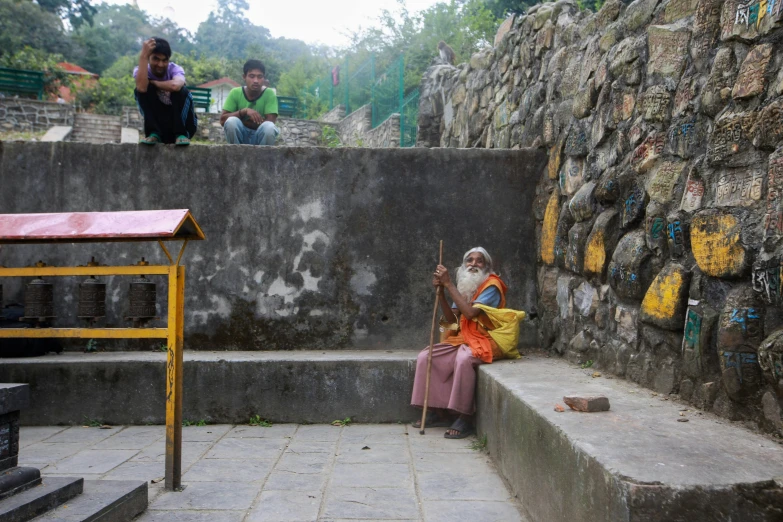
476, 356, 783, 522
0, 351, 418, 425
0, 142, 546, 352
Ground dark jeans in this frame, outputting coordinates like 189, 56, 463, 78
134, 85, 197, 143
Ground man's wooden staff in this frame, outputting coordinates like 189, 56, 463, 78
420, 240, 443, 435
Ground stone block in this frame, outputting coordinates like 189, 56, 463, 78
701, 47, 736, 117
564, 122, 590, 157
666, 117, 701, 159
641, 85, 672, 123
620, 181, 647, 229
754, 99, 783, 151
691, 210, 748, 278
548, 139, 564, 179
540, 190, 561, 266
665, 0, 699, 22
640, 263, 691, 330
584, 209, 621, 280
718, 286, 765, 400
569, 181, 597, 222
538, 266, 560, 311
557, 274, 575, 319
563, 395, 610, 412
644, 211, 667, 256
569, 329, 593, 352
646, 161, 685, 204
631, 133, 665, 173
691, 0, 723, 66
646, 25, 691, 81
707, 110, 758, 166
732, 43, 773, 100
763, 148, 783, 243
595, 167, 621, 204
758, 329, 783, 392
566, 219, 595, 274
666, 211, 690, 259
608, 230, 653, 300
573, 282, 598, 317
761, 391, 783, 433
682, 303, 718, 379
559, 156, 585, 196
680, 168, 705, 212
572, 78, 597, 119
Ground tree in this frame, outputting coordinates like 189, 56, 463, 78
0, 0, 71, 58
37, 0, 97, 29
0, 46, 72, 97
480, 0, 537, 18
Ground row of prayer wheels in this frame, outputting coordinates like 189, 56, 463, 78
1, 259, 158, 327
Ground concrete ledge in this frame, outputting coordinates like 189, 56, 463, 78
0, 351, 417, 425
476, 356, 783, 522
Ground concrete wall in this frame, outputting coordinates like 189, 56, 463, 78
0, 99, 74, 132
0, 142, 546, 351
417, 0, 783, 432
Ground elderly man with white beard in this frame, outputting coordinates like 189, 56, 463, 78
410, 247, 507, 439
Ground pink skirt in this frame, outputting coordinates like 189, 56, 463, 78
410, 343, 484, 415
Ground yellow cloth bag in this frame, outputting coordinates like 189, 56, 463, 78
473, 304, 527, 360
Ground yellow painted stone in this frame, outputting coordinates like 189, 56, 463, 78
548, 141, 563, 180
641, 269, 685, 320
541, 190, 560, 265
583, 230, 605, 276
692, 213, 746, 277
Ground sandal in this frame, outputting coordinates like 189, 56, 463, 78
139, 133, 161, 145
412, 411, 452, 429
175, 135, 190, 146
444, 417, 475, 439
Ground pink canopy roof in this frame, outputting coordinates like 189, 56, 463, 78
0, 210, 205, 244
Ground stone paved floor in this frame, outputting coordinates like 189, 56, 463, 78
19, 424, 526, 521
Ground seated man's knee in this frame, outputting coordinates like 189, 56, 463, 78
258, 121, 278, 144
224, 116, 242, 130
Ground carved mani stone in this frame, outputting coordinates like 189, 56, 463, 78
714, 167, 765, 207
666, 211, 690, 259
758, 329, 783, 392
752, 255, 782, 305
646, 25, 691, 81
608, 230, 654, 300
584, 209, 621, 280
641, 85, 672, 123
682, 303, 718, 379
569, 181, 597, 222
691, 210, 748, 278
621, 181, 648, 229
645, 211, 668, 256
640, 262, 692, 330
707, 111, 757, 165
701, 47, 736, 118
632, 133, 666, 173
755, 99, 783, 150
717, 286, 764, 401
647, 161, 685, 204
667, 117, 700, 159
764, 148, 783, 242
732, 44, 774, 100
681, 168, 705, 212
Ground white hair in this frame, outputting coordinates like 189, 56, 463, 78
461, 247, 494, 273
455, 247, 494, 301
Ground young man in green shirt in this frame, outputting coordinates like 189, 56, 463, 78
221, 59, 279, 145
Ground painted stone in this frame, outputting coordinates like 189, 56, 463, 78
764, 148, 783, 242
566, 219, 595, 274
758, 329, 783, 391
707, 111, 757, 165
666, 212, 690, 259
666, 117, 700, 159
612, 87, 636, 125
554, 203, 576, 269
682, 303, 718, 379
540, 190, 560, 265
720, 0, 778, 41
645, 212, 668, 256
701, 47, 736, 118
665, 0, 699, 22
732, 44, 773, 100
560, 157, 585, 196
646, 26, 691, 81
673, 76, 698, 117
584, 209, 621, 280
640, 262, 692, 330
753, 256, 782, 305
718, 286, 764, 400
569, 181, 597, 222
691, 0, 723, 64
680, 168, 705, 212
622, 181, 648, 229
754, 99, 783, 150
691, 210, 748, 278
714, 167, 765, 207
647, 161, 685, 204
608, 230, 653, 300
564, 122, 590, 157
631, 133, 666, 173
641, 85, 672, 122
595, 167, 621, 204
548, 139, 564, 180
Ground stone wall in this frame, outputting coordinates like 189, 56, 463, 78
320, 104, 346, 123
336, 104, 372, 146
0, 99, 74, 132
364, 114, 400, 148
419, 0, 783, 433
0, 142, 546, 352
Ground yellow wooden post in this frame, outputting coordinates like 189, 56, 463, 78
165, 265, 185, 490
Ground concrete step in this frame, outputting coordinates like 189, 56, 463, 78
0, 476, 82, 522
0, 351, 418, 425
32, 480, 147, 521
476, 356, 783, 522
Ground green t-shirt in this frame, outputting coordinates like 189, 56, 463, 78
223, 86, 279, 116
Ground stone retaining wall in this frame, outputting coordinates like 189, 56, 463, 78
320, 104, 346, 123
0, 99, 74, 132
364, 114, 400, 148
336, 104, 372, 146
419, 0, 783, 433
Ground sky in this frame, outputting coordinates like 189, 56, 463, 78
107, 0, 445, 48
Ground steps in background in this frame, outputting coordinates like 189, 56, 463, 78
0, 476, 83, 522
32, 480, 147, 521
70, 114, 121, 144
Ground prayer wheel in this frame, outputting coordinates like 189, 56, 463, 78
24, 277, 55, 321
127, 275, 156, 327
78, 276, 106, 321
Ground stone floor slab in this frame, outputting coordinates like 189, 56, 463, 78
101, 461, 165, 482
330, 462, 412, 488
226, 424, 298, 439
286, 440, 337, 454
293, 425, 341, 442
183, 458, 276, 483
336, 442, 411, 464
263, 470, 328, 492
205, 437, 289, 460
275, 452, 331, 474
322, 486, 420, 520
44, 426, 117, 444
417, 471, 512, 501
92, 426, 164, 450
246, 490, 322, 522
131, 441, 213, 465
411, 451, 495, 474
149, 481, 259, 511
422, 500, 526, 522
137, 510, 246, 521
19, 426, 67, 447
19, 442, 86, 465
181, 425, 232, 442
43, 449, 139, 475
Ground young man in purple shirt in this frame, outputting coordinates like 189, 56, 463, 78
133, 37, 197, 145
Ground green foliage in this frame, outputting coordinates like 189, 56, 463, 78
83, 416, 102, 427
37, 0, 97, 30
75, 75, 134, 115
581, 360, 594, 369
320, 126, 342, 147
248, 415, 273, 427
0, 0, 72, 58
183, 419, 208, 427
481, 0, 538, 18
331, 417, 352, 427
0, 46, 72, 96
470, 433, 488, 451
85, 339, 98, 353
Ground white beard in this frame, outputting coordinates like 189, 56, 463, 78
456, 266, 490, 302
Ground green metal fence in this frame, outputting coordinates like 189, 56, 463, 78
299, 54, 419, 147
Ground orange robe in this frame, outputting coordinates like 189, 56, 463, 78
443, 275, 507, 363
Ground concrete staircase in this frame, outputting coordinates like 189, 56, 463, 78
70, 114, 121, 144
